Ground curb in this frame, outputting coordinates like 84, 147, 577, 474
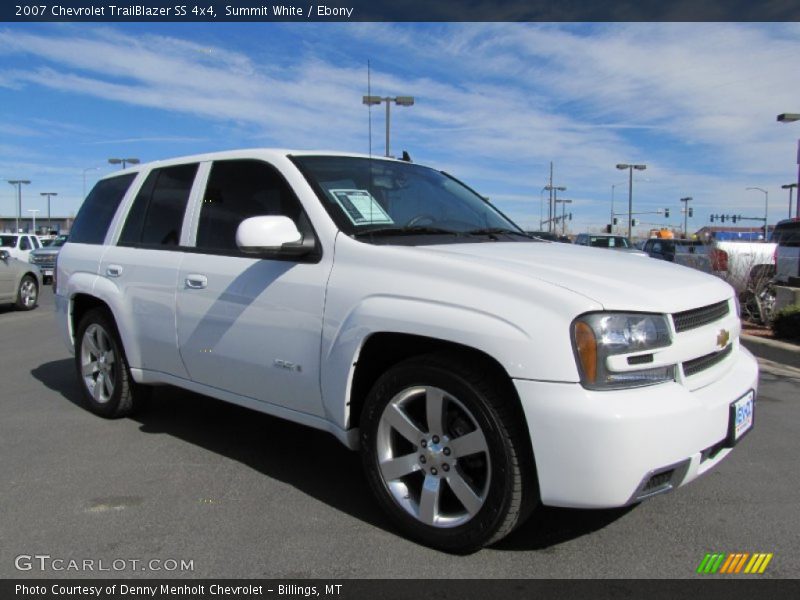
741, 334, 800, 368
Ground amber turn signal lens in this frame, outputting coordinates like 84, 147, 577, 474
574, 321, 597, 383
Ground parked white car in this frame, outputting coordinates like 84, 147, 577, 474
0, 233, 42, 262
709, 239, 776, 295
55, 150, 758, 552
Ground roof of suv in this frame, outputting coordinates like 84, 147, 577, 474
96, 149, 404, 181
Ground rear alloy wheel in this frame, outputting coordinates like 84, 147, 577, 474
75, 308, 144, 418
15, 275, 38, 310
361, 354, 537, 553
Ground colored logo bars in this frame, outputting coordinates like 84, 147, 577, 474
697, 552, 773, 574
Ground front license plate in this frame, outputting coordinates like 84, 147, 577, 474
728, 390, 754, 445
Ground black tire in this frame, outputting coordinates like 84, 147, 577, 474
74, 308, 149, 418
15, 275, 38, 311
360, 353, 538, 553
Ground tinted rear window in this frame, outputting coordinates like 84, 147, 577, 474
70, 174, 137, 245
119, 164, 198, 247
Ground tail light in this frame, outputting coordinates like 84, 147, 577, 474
710, 248, 728, 272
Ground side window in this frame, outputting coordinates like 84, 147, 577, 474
119, 163, 198, 247
652, 241, 662, 253
71, 174, 137, 244
195, 159, 311, 253
31, 237, 40, 249
20, 237, 31, 251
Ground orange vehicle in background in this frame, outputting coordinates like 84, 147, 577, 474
649, 228, 675, 239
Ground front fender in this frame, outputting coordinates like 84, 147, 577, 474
321, 294, 535, 431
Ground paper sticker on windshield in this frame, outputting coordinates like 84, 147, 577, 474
330, 189, 394, 225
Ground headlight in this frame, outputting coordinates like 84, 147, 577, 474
572, 312, 674, 390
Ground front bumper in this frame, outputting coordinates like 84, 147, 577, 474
514, 346, 759, 508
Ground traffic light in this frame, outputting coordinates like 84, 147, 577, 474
710, 215, 716, 222
688, 207, 693, 217
606, 224, 612, 233
664, 208, 670, 218
732, 215, 737, 223
612, 217, 618, 225
721, 215, 727, 222
631, 219, 638, 227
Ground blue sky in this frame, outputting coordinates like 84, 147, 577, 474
1, 22, 799, 235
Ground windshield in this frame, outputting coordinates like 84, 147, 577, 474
0, 235, 19, 248
291, 156, 523, 241
589, 236, 631, 248
50, 235, 68, 247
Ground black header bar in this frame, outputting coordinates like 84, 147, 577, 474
4, 0, 800, 22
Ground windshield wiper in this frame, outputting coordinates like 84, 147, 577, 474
466, 228, 530, 237
353, 226, 460, 238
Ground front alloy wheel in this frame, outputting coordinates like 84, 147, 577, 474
361, 354, 537, 553
376, 385, 491, 528
16, 275, 38, 310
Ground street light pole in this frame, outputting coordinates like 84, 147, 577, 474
544, 184, 566, 233
362, 95, 415, 157
28, 209, 39, 234
777, 113, 800, 218
746, 187, 769, 239
556, 198, 573, 235
680, 196, 693, 237
7, 179, 31, 233
539, 186, 548, 229
782, 183, 797, 219
616, 163, 647, 239
40, 192, 58, 233
610, 181, 626, 234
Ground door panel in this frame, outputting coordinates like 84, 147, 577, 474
175, 158, 329, 416
98, 246, 187, 377
176, 253, 328, 416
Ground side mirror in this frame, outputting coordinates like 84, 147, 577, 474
0, 250, 9, 261
235, 216, 314, 257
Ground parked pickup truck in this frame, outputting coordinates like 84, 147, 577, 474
55, 150, 758, 552
642, 238, 712, 273
709, 240, 776, 296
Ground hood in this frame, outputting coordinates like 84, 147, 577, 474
30, 247, 61, 256
415, 241, 732, 313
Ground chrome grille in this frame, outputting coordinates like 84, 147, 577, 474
31, 254, 56, 266
683, 344, 733, 377
673, 300, 729, 333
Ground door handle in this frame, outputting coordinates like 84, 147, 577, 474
185, 274, 208, 290
106, 264, 123, 278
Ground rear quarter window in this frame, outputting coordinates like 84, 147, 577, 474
70, 173, 137, 245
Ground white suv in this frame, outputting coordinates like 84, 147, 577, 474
55, 149, 758, 552
0, 233, 41, 262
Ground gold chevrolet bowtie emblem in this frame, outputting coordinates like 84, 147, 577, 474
717, 329, 730, 348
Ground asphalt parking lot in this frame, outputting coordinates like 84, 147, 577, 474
1, 288, 798, 579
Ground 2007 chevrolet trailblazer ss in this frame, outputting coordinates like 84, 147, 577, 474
55, 150, 757, 552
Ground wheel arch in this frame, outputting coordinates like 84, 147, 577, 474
69, 288, 141, 371
347, 332, 523, 434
